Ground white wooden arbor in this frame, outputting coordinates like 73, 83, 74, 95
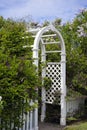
31, 25, 66, 126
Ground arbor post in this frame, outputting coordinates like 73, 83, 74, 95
60, 53, 66, 126
41, 43, 46, 122
33, 48, 39, 130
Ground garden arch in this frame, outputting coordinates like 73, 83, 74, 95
32, 24, 66, 126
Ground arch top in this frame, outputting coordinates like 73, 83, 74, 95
33, 24, 66, 54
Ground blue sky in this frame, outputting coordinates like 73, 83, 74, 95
0, 0, 87, 23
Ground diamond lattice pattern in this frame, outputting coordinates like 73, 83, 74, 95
45, 63, 61, 104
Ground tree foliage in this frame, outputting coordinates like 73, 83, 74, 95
60, 9, 87, 96
0, 17, 39, 128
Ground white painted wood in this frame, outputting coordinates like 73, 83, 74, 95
41, 39, 46, 122
32, 34, 57, 38
60, 53, 66, 126
34, 107, 39, 130
45, 50, 61, 53
32, 24, 66, 127
66, 98, 85, 116
30, 110, 33, 130
42, 41, 60, 45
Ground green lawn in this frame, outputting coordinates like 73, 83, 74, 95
64, 122, 87, 130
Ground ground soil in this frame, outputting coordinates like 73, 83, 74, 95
39, 122, 65, 130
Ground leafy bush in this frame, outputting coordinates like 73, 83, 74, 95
0, 17, 39, 129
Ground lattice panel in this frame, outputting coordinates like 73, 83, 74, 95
45, 63, 61, 104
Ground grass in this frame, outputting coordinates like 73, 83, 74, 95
64, 121, 87, 130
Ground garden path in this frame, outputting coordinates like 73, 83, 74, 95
39, 122, 65, 130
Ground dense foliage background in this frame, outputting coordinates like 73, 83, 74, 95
61, 9, 87, 96
0, 17, 39, 128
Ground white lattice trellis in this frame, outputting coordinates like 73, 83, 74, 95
45, 62, 61, 104
32, 25, 66, 126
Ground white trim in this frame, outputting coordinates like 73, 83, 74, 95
42, 41, 60, 45
45, 50, 61, 53
32, 34, 57, 38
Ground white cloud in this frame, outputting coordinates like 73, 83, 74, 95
0, 0, 87, 23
